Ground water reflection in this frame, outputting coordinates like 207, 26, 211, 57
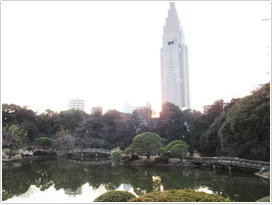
2, 158, 270, 202
65, 186, 83, 197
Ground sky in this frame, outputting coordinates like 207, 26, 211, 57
1, 1, 271, 115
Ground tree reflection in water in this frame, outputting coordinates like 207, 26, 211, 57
2, 158, 270, 202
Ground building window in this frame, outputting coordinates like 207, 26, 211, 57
168, 41, 174, 46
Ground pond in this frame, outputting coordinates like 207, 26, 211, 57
2, 158, 270, 202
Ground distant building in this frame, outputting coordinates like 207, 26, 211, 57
161, 2, 191, 110
91, 106, 102, 116
124, 103, 137, 114
68, 99, 85, 112
124, 102, 151, 114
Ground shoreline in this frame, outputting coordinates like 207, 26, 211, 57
2, 156, 270, 180
255, 172, 270, 179
2, 155, 57, 164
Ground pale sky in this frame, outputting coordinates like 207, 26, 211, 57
1, 1, 271, 114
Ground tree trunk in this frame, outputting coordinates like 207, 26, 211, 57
9, 147, 13, 159
56, 141, 59, 151
147, 152, 150, 159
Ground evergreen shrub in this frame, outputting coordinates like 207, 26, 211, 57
143, 159, 155, 166
155, 156, 169, 164
33, 150, 57, 156
256, 196, 270, 202
128, 188, 231, 202
112, 151, 122, 163
94, 191, 136, 202
33, 137, 56, 150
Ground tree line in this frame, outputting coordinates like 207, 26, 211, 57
2, 83, 270, 161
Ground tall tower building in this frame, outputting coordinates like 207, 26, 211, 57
161, 2, 190, 110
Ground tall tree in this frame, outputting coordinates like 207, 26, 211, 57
54, 127, 75, 150
190, 100, 224, 155
37, 109, 59, 136
2, 124, 28, 158
199, 112, 227, 156
55, 109, 88, 133
158, 102, 189, 144
219, 83, 270, 160
2, 104, 39, 142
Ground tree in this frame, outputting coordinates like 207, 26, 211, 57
160, 102, 182, 120
170, 144, 189, 159
199, 112, 227, 156
102, 110, 122, 148
129, 132, 162, 159
2, 104, 39, 142
2, 124, 28, 158
54, 127, 75, 150
55, 109, 88, 133
160, 140, 189, 158
158, 102, 189, 144
37, 109, 59, 136
218, 83, 270, 160
190, 100, 224, 155
111, 148, 123, 163
33, 137, 56, 150
206, 99, 224, 122
123, 145, 135, 155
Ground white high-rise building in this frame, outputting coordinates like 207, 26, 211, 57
123, 102, 151, 114
161, 2, 191, 110
68, 99, 85, 112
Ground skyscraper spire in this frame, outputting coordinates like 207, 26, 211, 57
164, 2, 184, 44
170, 2, 175, 9
160, 2, 191, 110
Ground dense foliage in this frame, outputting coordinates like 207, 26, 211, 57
94, 191, 136, 202
154, 156, 169, 164
33, 137, 56, 150
111, 151, 122, 163
218, 83, 270, 160
126, 132, 162, 159
2, 83, 270, 160
33, 150, 57, 156
160, 140, 189, 158
2, 124, 28, 158
128, 188, 231, 202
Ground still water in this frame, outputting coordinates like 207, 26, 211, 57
2, 158, 270, 202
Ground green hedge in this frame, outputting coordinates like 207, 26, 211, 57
143, 159, 155, 166
33, 150, 57, 156
94, 191, 136, 202
256, 196, 270, 202
128, 189, 231, 202
155, 156, 169, 164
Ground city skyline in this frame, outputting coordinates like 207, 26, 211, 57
1, 1, 270, 114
